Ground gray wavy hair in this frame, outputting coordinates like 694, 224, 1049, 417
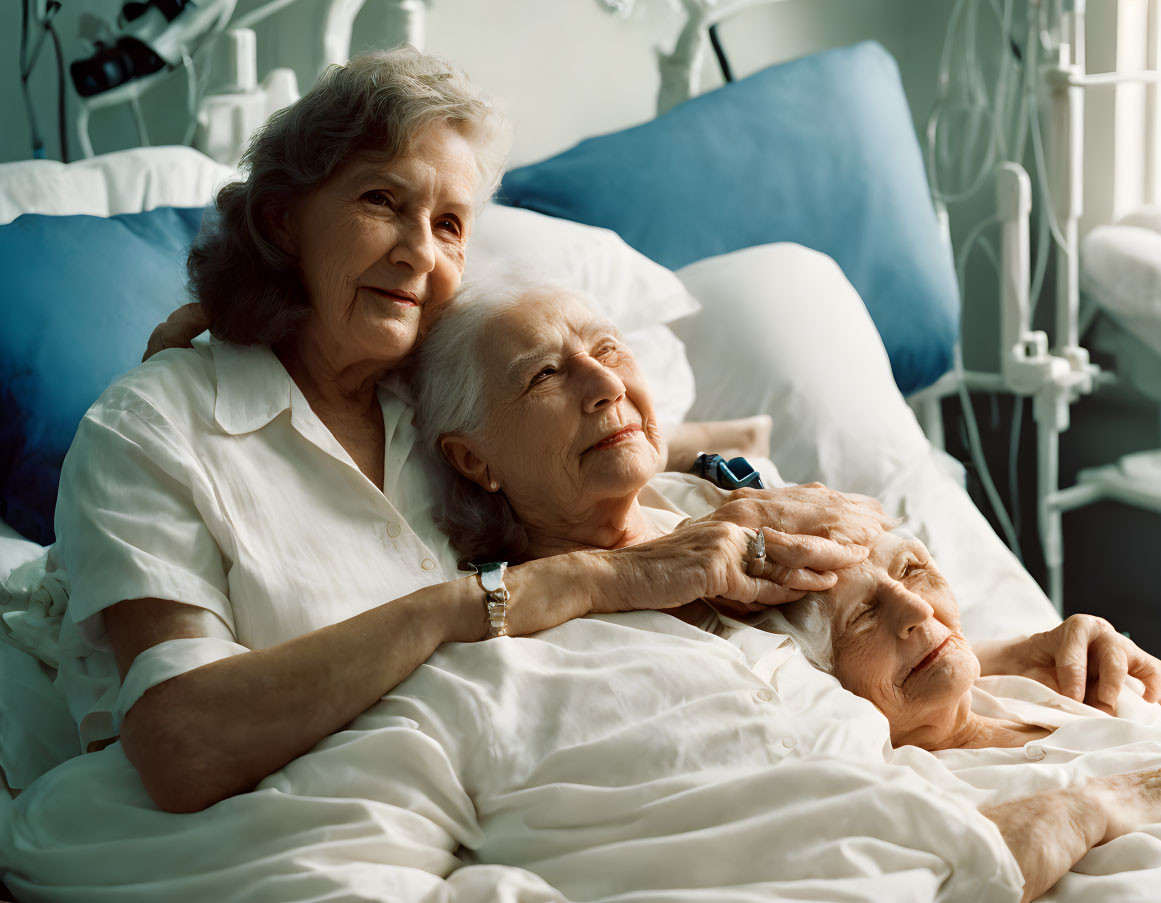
188, 47, 512, 346
748, 593, 835, 673
412, 267, 598, 567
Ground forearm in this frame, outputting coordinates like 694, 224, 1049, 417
661, 417, 773, 473
973, 637, 1029, 676
122, 554, 601, 812
981, 784, 1108, 903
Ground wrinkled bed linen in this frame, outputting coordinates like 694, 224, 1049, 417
0, 613, 1022, 902
892, 675, 1161, 903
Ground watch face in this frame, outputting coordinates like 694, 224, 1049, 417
477, 561, 507, 593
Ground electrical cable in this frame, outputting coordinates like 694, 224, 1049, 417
708, 23, 733, 83
48, 19, 68, 163
20, 0, 46, 159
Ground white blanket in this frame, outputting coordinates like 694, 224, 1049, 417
2, 613, 1022, 902
892, 675, 1161, 903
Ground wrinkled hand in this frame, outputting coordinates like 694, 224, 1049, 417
142, 302, 210, 362
594, 519, 791, 615
698, 483, 894, 611
978, 614, 1161, 713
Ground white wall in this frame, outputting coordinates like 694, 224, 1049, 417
2, 0, 951, 166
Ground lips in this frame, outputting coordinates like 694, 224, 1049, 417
585, 424, 642, 453
365, 287, 418, 306
911, 637, 951, 675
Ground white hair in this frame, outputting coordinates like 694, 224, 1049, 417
749, 593, 835, 673
412, 263, 593, 566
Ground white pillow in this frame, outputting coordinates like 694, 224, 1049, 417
1117, 205, 1161, 234
468, 204, 701, 424
1081, 224, 1161, 358
671, 243, 1058, 639
0, 146, 236, 225
673, 243, 931, 494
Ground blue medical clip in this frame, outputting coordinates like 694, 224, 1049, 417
692, 453, 765, 491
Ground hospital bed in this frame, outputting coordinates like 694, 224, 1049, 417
0, 0, 1078, 899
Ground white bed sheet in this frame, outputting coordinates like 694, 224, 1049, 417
0, 612, 1024, 903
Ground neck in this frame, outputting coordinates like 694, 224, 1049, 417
276, 335, 387, 411
521, 495, 660, 558
899, 707, 1051, 751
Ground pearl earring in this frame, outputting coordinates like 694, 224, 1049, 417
490, 480, 499, 491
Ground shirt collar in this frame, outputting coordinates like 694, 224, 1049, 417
210, 339, 294, 436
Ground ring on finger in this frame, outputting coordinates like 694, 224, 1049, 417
748, 529, 765, 561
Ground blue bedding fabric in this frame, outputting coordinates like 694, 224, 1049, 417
499, 41, 960, 396
0, 206, 206, 544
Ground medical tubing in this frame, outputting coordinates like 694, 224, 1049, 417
954, 213, 1024, 560
927, 0, 1018, 206
1009, 395, 1025, 540
955, 342, 1024, 560
1028, 89, 1071, 251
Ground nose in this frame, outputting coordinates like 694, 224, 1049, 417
880, 581, 935, 639
578, 354, 626, 414
387, 218, 436, 275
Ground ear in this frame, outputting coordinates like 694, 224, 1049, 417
440, 434, 493, 490
264, 204, 297, 257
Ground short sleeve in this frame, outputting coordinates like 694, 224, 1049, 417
55, 390, 237, 648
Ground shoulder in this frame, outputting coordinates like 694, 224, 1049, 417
84, 343, 218, 436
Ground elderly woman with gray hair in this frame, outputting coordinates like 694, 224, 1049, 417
409, 271, 1161, 903
51, 47, 883, 818
412, 268, 1161, 687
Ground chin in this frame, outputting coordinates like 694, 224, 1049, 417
363, 318, 420, 363
585, 448, 659, 499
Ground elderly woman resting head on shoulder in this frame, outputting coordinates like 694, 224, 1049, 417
412, 269, 1161, 711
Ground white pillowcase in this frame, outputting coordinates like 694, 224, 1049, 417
0, 146, 237, 226
1082, 224, 1161, 358
468, 204, 700, 330
673, 243, 932, 494
671, 243, 1058, 639
468, 204, 701, 425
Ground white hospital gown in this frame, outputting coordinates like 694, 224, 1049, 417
0, 612, 1024, 903
52, 337, 459, 746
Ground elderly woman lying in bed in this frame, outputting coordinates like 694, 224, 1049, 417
758, 529, 1161, 749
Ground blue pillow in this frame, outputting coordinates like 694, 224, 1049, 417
499, 41, 958, 395
0, 206, 206, 544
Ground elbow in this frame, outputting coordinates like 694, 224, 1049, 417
120, 694, 238, 814
146, 779, 221, 815
131, 739, 234, 814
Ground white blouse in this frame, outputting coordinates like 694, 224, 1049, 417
54, 338, 459, 746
